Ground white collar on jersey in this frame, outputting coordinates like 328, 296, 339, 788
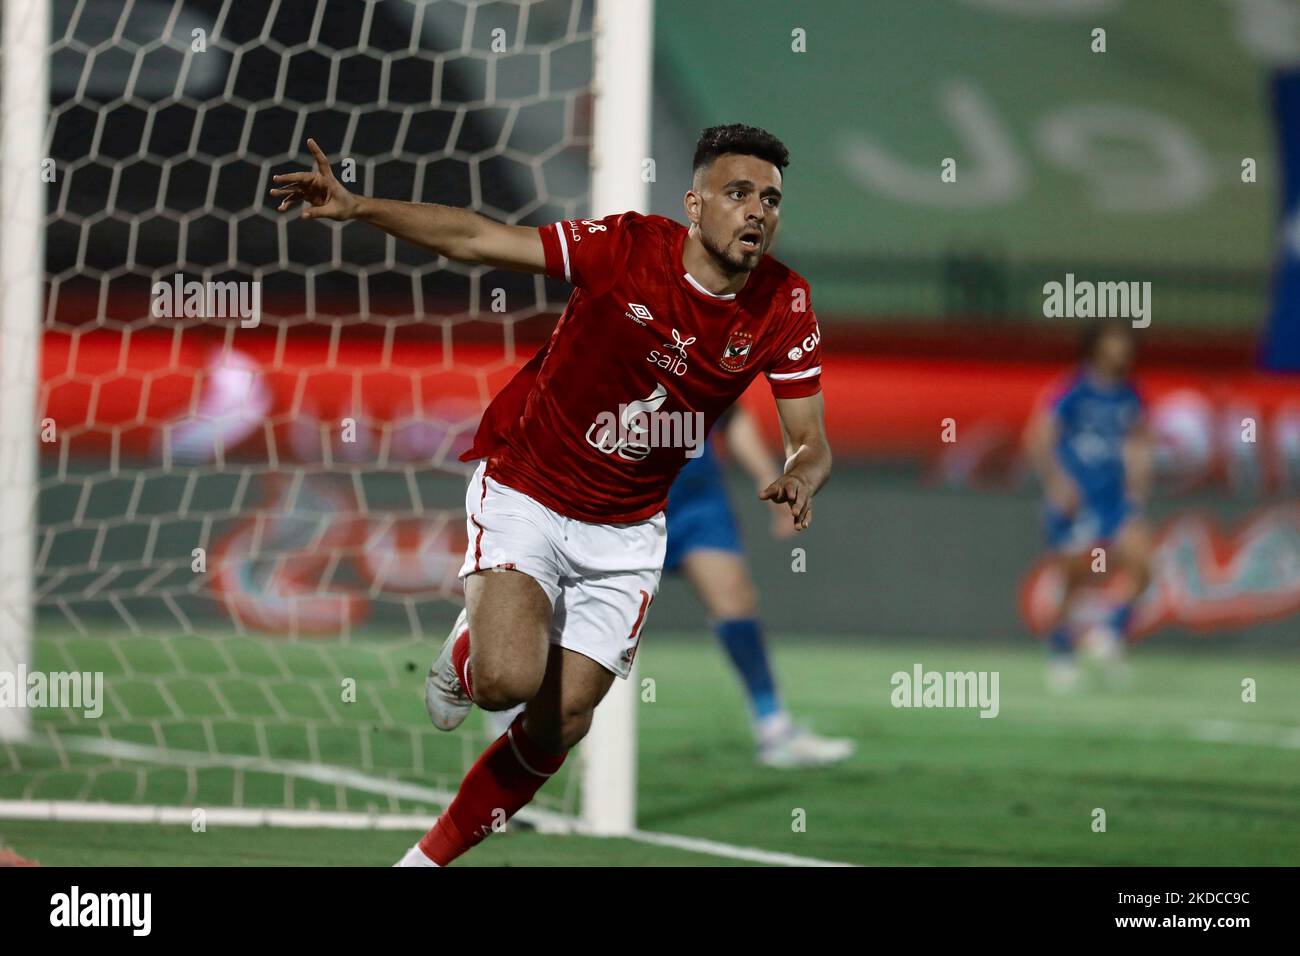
682, 272, 737, 300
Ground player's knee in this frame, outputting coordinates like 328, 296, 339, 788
1114, 546, 1153, 593
528, 704, 595, 753
1061, 553, 1092, 588
471, 662, 542, 711
735, 581, 759, 617
1126, 558, 1152, 594
555, 706, 595, 751
713, 575, 758, 619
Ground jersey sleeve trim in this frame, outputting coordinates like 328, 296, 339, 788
768, 378, 823, 399
554, 222, 571, 282
768, 366, 821, 382
537, 222, 572, 283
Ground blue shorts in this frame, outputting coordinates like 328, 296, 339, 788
664, 488, 743, 572
1044, 498, 1134, 554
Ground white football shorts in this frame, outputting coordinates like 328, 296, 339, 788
457, 459, 666, 678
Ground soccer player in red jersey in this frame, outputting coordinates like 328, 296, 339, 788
271, 124, 831, 865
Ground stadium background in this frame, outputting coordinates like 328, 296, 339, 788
1, 0, 1297, 866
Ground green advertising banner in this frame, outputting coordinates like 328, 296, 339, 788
654, 0, 1278, 322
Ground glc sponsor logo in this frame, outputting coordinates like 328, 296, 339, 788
801, 323, 822, 353
787, 324, 823, 362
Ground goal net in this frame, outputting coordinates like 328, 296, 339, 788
0, 0, 631, 834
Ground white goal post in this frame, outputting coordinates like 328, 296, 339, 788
581, 0, 654, 836
0, 0, 51, 742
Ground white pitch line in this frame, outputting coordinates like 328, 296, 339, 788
4, 736, 853, 866
29, 734, 578, 834
1189, 720, 1300, 750
625, 828, 853, 867
0, 800, 441, 832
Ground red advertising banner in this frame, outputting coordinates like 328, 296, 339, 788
36, 326, 1296, 638
41, 326, 1300, 495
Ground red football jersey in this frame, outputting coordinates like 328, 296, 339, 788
459, 211, 823, 523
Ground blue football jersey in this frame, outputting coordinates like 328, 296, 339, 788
668, 437, 724, 505
1051, 372, 1143, 506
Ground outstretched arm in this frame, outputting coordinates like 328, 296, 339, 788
759, 392, 831, 531
270, 139, 548, 274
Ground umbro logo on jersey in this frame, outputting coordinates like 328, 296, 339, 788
625, 302, 655, 326
720, 330, 754, 372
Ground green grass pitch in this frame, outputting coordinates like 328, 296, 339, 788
2, 628, 1298, 866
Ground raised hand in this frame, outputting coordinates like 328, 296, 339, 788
269, 139, 359, 221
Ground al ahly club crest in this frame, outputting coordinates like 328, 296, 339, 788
719, 330, 753, 371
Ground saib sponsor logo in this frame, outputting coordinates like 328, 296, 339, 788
647, 328, 695, 377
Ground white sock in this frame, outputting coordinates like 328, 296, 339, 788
755, 711, 793, 745
394, 844, 439, 867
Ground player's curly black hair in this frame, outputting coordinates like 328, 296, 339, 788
692, 124, 790, 179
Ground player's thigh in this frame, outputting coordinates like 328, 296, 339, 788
463, 569, 552, 695
1111, 515, 1154, 577
548, 565, 660, 682
548, 504, 665, 681
521, 507, 664, 750
681, 548, 757, 619
522, 647, 616, 754
458, 461, 564, 695
1055, 546, 1094, 594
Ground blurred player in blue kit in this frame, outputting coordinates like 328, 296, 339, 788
1024, 319, 1155, 690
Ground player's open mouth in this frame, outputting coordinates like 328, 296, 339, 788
739, 232, 761, 250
